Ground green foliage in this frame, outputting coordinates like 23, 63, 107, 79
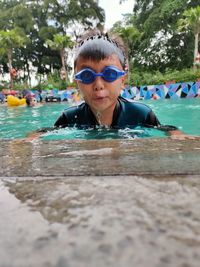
178, 6, 200, 34
12, 82, 30, 91
38, 26, 58, 41
1, 0, 200, 87
129, 68, 200, 86
46, 34, 74, 51
126, 0, 200, 71
34, 70, 67, 91
12, 3, 34, 32
0, 28, 28, 55
47, 71, 67, 90
110, 23, 141, 59
0, 27, 29, 88
177, 6, 200, 65
0, 80, 9, 90
0, 0, 105, 82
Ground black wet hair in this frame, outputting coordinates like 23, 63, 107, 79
26, 98, 31, 106
26, 96, 36, 106
74, 32, 127, 70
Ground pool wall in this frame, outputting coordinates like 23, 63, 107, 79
122, 81, 200, 100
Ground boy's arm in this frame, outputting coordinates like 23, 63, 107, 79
26, 127, 55, 141
26, 131, 43, 141
157, 125, 198, 140
26, 113, 68, 141
146, 111, 198, 140
167, 129, 198, 140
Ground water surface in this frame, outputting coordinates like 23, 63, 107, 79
0, 98, 200, 139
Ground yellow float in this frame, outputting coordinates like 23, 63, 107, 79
7, 95, 26, 106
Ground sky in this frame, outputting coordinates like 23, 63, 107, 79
98, 0, 135, 30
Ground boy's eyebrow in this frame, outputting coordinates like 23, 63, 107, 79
78, 65, 114, 72
79, 64, 92, 69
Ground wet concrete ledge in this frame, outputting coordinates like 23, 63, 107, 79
1, 138, 200, 267
1, 175, 200, 267
1, 138, 200, 177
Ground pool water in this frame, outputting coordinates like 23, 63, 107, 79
0, 98, 200, 140
147, 98, 200, 136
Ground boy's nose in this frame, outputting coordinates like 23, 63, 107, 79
93, 76, 104, 91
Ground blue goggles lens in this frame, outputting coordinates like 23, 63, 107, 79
75, 66, 126, 84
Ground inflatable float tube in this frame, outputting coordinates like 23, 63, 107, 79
7, 95, 26, 106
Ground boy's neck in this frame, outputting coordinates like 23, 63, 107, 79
93, 103, 117, 127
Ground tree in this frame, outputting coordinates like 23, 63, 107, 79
0, 0, 40, 80
177, 6, 200, 66
131, 0, 200, 71
0, 0, 105, 82
0, 28, 28, 88
111, 20, 141, 58
46, 34, 74, 81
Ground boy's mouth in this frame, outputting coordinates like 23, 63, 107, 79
93, 96, 107, 102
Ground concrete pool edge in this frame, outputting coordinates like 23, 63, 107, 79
1, 174, 200, 267
1, 138, 200, 177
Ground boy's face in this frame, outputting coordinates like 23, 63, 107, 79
30, 97, 37, 107
75, 54, 126, 114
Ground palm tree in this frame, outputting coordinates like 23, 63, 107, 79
0, 28, 27, 88
46, 34, 74, 82
178, 6, 200, 66
111, 22, 141, 84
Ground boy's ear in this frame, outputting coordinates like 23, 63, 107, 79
121, 73, 127, 88
74, 78, 79, 88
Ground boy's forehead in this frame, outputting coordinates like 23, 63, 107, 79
74, 36, 126, 69
75, 54, 122, 69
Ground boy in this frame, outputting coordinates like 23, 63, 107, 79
26, 96, 37, 107
54, 33, 160, 129
28, 32, 195, 140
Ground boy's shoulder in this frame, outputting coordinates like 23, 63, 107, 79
119, 96, 152, 111
63, 101, 86, 114
60, 101, 96, 127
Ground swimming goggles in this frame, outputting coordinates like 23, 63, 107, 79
75, 66, 126, 84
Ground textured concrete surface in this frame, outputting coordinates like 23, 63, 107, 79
1, 138, 200, 267
1, 138, 200, 177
